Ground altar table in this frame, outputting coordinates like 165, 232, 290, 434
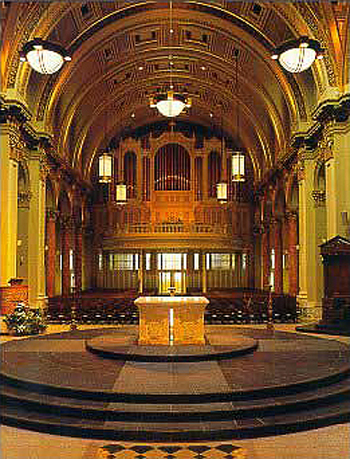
134, 296, 209, 345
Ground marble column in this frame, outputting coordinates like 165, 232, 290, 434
261, 223, 270, 288
61, 217, 71, 297
74, 219, 83, 294
201, 252, 207, 293
271, 218, 283, 294
203, 154, 209, 200
46, 210, 57, 298
286, 211, 298, 297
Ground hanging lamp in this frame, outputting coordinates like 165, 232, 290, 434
271, 37, 324, 73
149, 1, 192, 117
231, 151, 245, 182
216, 109, 228, 203
232, 49, 245, 183
116, 183, 127, 204
150, 91, 191, 118
98, 152, 113, 184
20, 38, 71, 74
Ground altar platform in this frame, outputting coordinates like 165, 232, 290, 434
1, 326, 350, 441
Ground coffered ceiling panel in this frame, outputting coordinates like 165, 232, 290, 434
2, 1, 342, 184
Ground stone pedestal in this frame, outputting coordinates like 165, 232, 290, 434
135, 296, 209, 345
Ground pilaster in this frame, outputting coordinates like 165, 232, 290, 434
323, 123, 350, 239
297, 153, 323, 321
0, 123, 21, 286
27, 150, 47, 308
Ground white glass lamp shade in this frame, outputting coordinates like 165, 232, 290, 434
279, 47, 316, 73
151, 91, 191, 118
20, 39, 71, 75
116, 184, 127, 203
216, 182, 228, 202
98, 153, 113, 183
157, 98, 186, 117
232, 152, 245, 182
272, 37, 323, 73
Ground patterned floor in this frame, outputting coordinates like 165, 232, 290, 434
98, 443, 246, 459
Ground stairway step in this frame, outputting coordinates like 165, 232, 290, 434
1, 373, 350, 421
1, 397, 349, 441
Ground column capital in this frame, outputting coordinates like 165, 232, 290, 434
60, 215, 72, 229
18, 191, 32, 208
269, 216, 281, 227
311, 190, 326, 207
285, 210, 298, 222
46, 209, 59, 221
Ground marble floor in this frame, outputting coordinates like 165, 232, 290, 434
1, 322, 350, 459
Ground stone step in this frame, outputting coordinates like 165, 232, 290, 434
1, 372, 350, 422
1, 397, 349, 442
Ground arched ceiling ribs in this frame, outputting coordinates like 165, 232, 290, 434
3, 0, 339, 188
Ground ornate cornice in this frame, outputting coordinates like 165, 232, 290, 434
312, 93, 350, 124
0, 95, 31, 121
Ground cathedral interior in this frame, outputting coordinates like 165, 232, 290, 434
0, 1, 350, 458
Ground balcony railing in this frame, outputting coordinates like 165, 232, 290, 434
110, 222, 232, 236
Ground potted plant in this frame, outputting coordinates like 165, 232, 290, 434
4, 303, 47, 336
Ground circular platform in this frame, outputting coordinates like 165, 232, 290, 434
85, 332, 259, 362
1, 326, 350, 441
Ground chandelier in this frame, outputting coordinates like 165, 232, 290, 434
149, 1, 192, 118
271, 37, 324, 73
20, 38, 71, 74
150, 91, 191, 118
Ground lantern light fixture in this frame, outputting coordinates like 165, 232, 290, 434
231, 151, 245, 182
98, 152, 113, 184
20, 38, 71, 74
271, 37, 324, 73
150, 91, 191, 118
216, 182, 228, 203
116, 183, 127, 204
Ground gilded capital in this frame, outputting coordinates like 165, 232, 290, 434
311, 190, 326, 207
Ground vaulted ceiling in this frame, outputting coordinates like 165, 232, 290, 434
1, 1, 349, 183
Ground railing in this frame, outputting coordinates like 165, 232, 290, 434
114, 222, 232, 236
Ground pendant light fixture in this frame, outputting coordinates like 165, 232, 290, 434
98, 84, 113, 184
216, 108, 228, 203
232, 49, 245, 183
98, 152, 113, 184
20, 38, 71, 75
271, 37, 324, 73
149, 1, 191, 117
116, 182, 127, 204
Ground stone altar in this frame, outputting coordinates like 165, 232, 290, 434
134, 296, 209, 345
